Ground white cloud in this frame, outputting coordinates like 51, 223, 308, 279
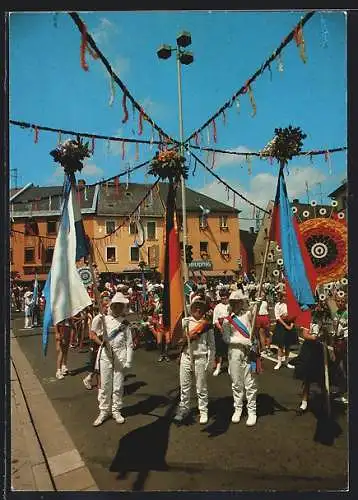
81, 163, 104, 177
92, 18, 119, 45
198, 165, 327, 230
212, 145, 252, 169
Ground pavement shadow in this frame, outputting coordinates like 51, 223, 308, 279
110, 389, 180, 491
202, 396, 232, 438
256, 393, 289, 417
310, 394, 344, 446
123, 381, 147, 396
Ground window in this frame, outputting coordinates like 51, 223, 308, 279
106, 220, 116, 235
47, 221, 57, 234
147, 221, 156, 240
199, 215, 208, 229
200, 241, 208, 254
24, 247, 35, 263
130, 246, 140, 262
220, 242, 229, 255
45, 247, 54, 264
220, 215, 228, 228
24, 222, 39, 236
106, 246, 117, 263
129, 222, 138, 235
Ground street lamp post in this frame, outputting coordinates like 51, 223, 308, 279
157, 32, 194, 284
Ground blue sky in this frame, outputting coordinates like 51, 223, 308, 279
9, 10, 347, 228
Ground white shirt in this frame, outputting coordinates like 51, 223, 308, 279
213, 302, 230, 325
91, 313, 133, 363
274, 302, 288, 320
258, 300, 269, 316
222, 311, 253, 346
182, 316, 215, 360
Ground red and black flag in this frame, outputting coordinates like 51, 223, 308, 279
162, 181, 184, 344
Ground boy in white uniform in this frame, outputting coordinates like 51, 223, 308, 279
212, 288, 230, 376
174, 298, 216, 425
222, 289, 258, 426
90, 292, 134, 426
24, 290, 35, 329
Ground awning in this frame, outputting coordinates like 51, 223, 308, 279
197, 270, 236, 277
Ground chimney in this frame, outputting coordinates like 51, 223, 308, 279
293, 198, 299, 204
249, 226, 255, 234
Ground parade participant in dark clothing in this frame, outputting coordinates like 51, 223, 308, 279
272, 291, 297, 370
294, 303, 333, 414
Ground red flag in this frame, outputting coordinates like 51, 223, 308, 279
162, 181, 184, 344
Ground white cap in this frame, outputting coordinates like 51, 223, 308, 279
24, 291, 33, 298
229, 289, 246, 301
111, 292, 129, 304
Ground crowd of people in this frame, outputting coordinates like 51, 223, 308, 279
11, 273, 348, 427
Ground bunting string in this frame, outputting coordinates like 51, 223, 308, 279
185, 11, 315, 144
69, 12, 175, 144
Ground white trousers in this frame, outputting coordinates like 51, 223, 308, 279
179, 353, 208, 413
98, 349, 125, 414
228, 346, 257, 415
24, 316, 32, 328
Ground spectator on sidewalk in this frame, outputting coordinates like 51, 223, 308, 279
54, 318, 72, 379
24, 290, 35, 329
91, 292, 134, 426
272, 291, 296, 370
255, 291, 272, 355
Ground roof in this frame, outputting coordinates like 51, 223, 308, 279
328, 181, 347, 199
10, 184, 98, 214
97, 182, 240, 216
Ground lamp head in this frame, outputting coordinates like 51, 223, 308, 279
157, 44, 172, 60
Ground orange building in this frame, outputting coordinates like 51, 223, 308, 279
10, 180, 241, 283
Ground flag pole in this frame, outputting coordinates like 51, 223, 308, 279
249, 161, 284, 343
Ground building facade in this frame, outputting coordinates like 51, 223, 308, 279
10, 180, 241, 283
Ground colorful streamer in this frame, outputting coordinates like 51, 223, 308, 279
80, 22, 89, 71
122, 93, 129, 123
109, 74, 116, 106
248, 85, 257, 117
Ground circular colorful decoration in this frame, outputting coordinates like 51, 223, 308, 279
268, 253, 274, 261
292, 206, 298, 214
303, 210, 310, 218
272, 269, 280, 277
319, 293, 326, 301
298, 217, 347, 285
78, 266, 93, 286
338, 212, 345, 220
337, 290, 345, 298
310, 200, 317, 207
326, 283, 333, 290
341, 277, 348, 286
331, 200, 338, 207
319, 208, 327, 216
276, 245, 282, 252
277, 258, 284, 266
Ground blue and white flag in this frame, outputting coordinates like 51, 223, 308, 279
42, 176, 92, 354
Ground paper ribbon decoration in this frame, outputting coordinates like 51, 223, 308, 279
150, 128, 154, 150
325, 150, 332, 175
122, 93, 129, 123
107, 138, 111, 154
206, 127, 210, 145
277, 53, 284, 72
121, 140, 126, 160
246, 154, 252, 175
211, 151, 216, 169
34, 126, 39, 144
236, 98, 241, 113
80, 22, 89, 71
247, 85, 257, 117
192, 158, 197, 177
222, 109, 227, 126
109, 74, 115, 106
138, 109, 144, 135
194, 132, 200, 146
86, 43, 99, 61
135, 143, 139, 161
212, 119, 217, 143
294, 21, 307, 64
114, 175, 119, 195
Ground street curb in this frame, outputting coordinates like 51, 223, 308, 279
11, 332, 99, 491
